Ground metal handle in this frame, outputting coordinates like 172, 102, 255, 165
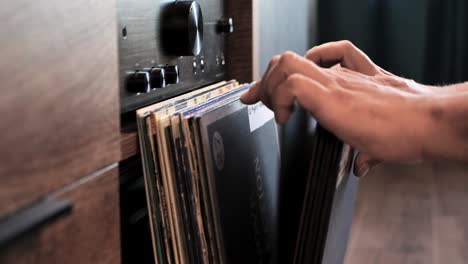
0, 198, 72, 247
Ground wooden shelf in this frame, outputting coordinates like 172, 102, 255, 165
120, 129, 139, 161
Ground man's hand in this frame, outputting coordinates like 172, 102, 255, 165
305, 40, 381, 76
240, 47, 435, 177
306, 40, 441, 95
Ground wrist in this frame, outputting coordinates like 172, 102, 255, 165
416, 94, 441, 160
417, 93, 468, 161
401, 94, 439, 161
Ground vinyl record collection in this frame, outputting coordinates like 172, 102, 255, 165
292, 126, 354, 264
136, 80, 357, 264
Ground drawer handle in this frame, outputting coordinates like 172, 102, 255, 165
0, 198, 72, 247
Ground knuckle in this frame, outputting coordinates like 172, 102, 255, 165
341, 40, 354, 49
272, 55, 281, 62
305, 47, 317, 58
285, 73, 302, 88
279, 51, 297, 65
268, 55, 281, 67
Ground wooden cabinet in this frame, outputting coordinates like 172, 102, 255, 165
0, 0, 121, 262
0, 166, 120, 264
0, 0, 120, 217
0, 0, 253, 262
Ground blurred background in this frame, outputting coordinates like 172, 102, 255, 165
255, 0, 468, 263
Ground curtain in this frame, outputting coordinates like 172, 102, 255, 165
317, 0, 468, 85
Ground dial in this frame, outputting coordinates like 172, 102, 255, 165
149, 67, 166, 88
161, 1, 203, 56
164, 65, 180, 84
126, 71, 150, 93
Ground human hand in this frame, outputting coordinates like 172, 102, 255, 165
305, 40, 437, 95
305, 40, 381, 76
240, 50, 434, 177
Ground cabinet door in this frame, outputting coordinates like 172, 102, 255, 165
0, 165, 120, 264
0, 0, 120, 217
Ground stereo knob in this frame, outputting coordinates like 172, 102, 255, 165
126, 71, 150, 93
149, 67, 166, 88
217, 17, 234, 34
161, 1, 203, 56
164, 65, 179, 84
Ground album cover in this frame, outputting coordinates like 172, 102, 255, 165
137, 116, 166, 264
321, 148, 357, 264
136, 81, 238, 264
170, 115, 204, 263
146, 117, 173, 264
283, 114, 356, 264
197, 100, 280, 263
150, 82, 242, 264
178, 85, 251, 263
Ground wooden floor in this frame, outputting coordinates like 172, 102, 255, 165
344, 162, 468, 264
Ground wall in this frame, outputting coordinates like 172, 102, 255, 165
254, 0, 317, 79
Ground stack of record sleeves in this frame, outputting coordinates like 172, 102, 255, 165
290, 123, 357, 264
136, 80, 358, 264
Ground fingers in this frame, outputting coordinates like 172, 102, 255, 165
240, 55, 281, 105
263, 51, 328, 100
240, 81, 262, 104
261, 52, 331, 124
275, 74, 332, 124
353, 152, 382, 177
242, 51, 328, 110
305, 40, 380, 76
305, 41, 352, 66
271, 74, 326, 124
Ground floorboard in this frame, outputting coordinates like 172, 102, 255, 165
345, 162, 468, 264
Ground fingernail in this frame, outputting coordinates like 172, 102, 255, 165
356, 163, 370, 178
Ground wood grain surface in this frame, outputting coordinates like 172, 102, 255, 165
345, 162, 468, 264
0, 165, 120, 264
120, 129, 139, 161
0, 0, 120, 217
226, 0, 253, 84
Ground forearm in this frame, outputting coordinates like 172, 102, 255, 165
422, 92, 468, 161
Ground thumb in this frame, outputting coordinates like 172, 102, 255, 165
353, 152, 381, 177
240, 81, 262, 105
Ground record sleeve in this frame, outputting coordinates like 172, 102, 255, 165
197, 100, 280, 263
136, 81, 239, 264
280, 109, 357, 264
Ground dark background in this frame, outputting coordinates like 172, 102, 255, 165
318, 0, 468, 85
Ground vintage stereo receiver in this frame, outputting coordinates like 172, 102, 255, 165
117, 0, 233, 113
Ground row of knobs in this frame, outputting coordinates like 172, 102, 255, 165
127, 65, 179, 93
127, 1, 233, 94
